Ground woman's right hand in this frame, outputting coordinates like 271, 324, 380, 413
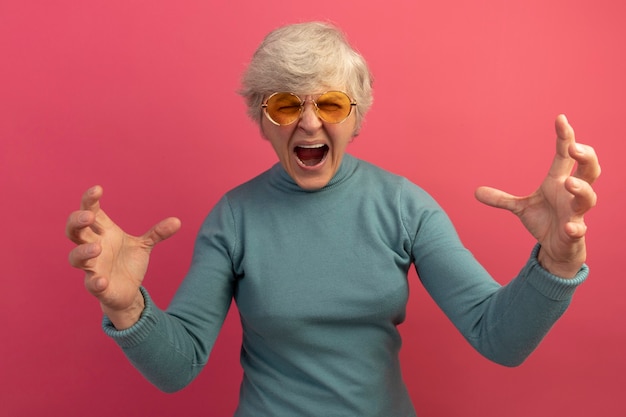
66, 186, 181, 329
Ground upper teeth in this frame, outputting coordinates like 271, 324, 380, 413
298, 144, 325, 149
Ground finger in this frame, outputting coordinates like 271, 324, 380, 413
565, 176, 598, 215
65, 210, 96, 244
68, 242, 102, 269
474, 186, 520, 212
80, 185, 103, 211
549, 114, 577, 179
570, 143, 601, 185
66, 186, 103, 242
565, 220, 588, 240
80, 185, 106, 234
84, 272, 109, 295
68, 239, 109, 296
142, 217, 182, 247
79, 185, 116, 234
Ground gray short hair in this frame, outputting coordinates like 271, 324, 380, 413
240, 21, 374, 134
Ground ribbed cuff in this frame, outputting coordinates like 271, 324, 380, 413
524, 243, 588, 301
102, 287, 160, 348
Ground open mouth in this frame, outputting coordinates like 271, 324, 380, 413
295, 144, 329, 167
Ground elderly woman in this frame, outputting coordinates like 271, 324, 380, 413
66, 22, 600, 416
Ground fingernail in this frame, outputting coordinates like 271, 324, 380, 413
88, 243, 99, 256
575, 144, 585, 154
78, 212, 90, 223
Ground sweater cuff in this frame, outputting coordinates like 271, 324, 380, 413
102, 287, 159, 348
524, 243, 588, 301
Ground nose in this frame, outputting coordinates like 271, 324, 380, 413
298, 100, 323, 132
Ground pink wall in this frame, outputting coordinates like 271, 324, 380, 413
2, 1, 624, 416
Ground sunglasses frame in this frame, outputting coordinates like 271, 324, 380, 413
261, 91, 357, 126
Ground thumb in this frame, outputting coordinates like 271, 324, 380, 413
474, 186, 518, 211
143, 217, 182, 247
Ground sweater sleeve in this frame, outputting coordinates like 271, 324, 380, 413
102, 196, 238, 392
403, 180, 587, 366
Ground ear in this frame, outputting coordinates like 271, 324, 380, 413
259, 119, 269, 140
351, 116, 361, 138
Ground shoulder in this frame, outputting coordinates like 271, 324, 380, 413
352, 156, 437, 205
222, 165, 277, 201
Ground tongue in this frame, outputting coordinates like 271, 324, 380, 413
295, 146, 327, 166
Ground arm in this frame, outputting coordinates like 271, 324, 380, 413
100, 195, 238, 392
67, 187, 235, 392
412, 206, 585, 367
410, 115, 599, 365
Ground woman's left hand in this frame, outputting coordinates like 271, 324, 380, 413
475, 114, 601, 278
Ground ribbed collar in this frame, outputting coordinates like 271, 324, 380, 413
268, 154, 358, 193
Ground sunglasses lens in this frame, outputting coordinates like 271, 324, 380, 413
316, 91, 353, 123
265, 93, 302, 125
263, 91, 355, 125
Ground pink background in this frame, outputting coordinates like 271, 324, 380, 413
2, 1, 625, 416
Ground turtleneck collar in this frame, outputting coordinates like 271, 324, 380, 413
268, 154, 358, 193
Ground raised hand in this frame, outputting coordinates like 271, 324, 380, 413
66, 186, 181, 328
474, 115, 600, 278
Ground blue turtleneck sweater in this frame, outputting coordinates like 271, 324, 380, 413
104, 154, 587, 416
